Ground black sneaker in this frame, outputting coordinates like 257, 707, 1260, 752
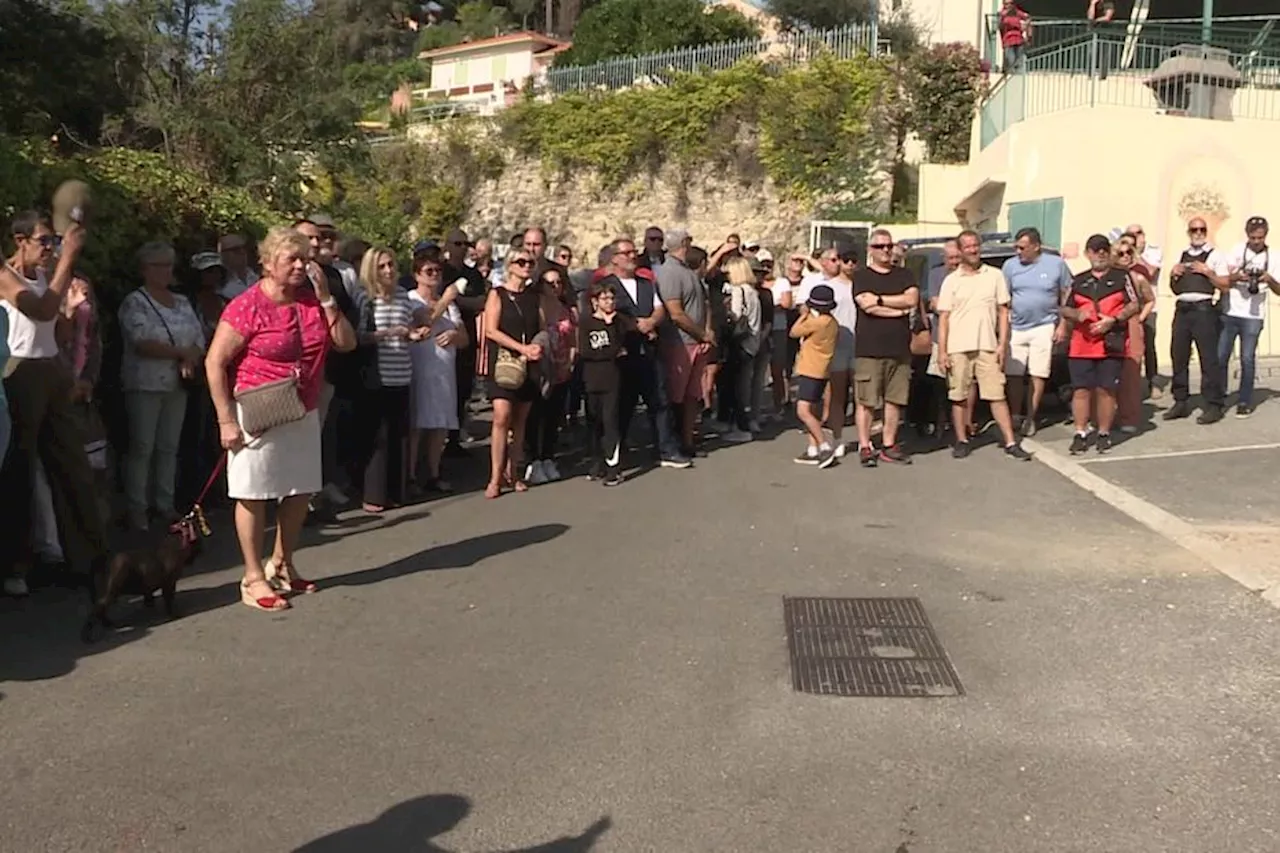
1197, 405, 1224, 425
859, 445, 878, 468
817, 448, 837, 469
1163, 401, 1192, 420
660, 453, 693, 469
1236, 404, 1254, 418
585, 466, 605, 481
878, 444, 912, 465
952, 440, 972, 459
1096, 432, 1113, 454
1004, 442, 1033, 461
602, 473, 624, 487
794, 450, 821, 465
1069, 433, 1090, 455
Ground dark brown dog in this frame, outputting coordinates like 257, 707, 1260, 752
81, 512, 206, 643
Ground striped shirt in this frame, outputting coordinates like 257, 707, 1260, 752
364, 291, 415, 387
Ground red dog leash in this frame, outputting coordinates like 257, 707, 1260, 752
180, 455, 227, 540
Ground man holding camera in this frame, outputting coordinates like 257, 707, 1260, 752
1210, 216, 1280, 418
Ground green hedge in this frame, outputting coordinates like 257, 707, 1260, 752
1, 137, 276, 302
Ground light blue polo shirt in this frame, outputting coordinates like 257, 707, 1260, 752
1002, 252, 1072, 331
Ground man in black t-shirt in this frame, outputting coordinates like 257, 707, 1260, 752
852, 229, 920, 466
442, 228, 489, 454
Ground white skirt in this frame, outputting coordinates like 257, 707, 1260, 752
226, 408, 322, 501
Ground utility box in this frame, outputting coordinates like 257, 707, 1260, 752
1146, 44, 1243, 120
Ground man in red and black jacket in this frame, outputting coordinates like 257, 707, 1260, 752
1061, 234, 1140, 455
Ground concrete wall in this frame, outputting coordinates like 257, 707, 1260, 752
906, 0, 986, 49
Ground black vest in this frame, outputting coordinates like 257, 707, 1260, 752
1171, 247, 1215, 296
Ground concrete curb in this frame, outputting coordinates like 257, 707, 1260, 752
1024, 437, 1280, 607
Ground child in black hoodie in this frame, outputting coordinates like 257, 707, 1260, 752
578, 280, 637, 485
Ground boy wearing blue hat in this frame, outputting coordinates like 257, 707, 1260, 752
790, 284, 839, 468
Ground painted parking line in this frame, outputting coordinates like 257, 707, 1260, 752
1023, 437, 1280, 608
1075, 441, 1280, 465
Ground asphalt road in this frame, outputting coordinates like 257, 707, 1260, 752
3, 423, 1280, 852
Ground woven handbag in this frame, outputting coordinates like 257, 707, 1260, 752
235, 374, 306, 436
493, 348, 527, 390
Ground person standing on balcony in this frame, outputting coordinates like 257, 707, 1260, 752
1087, 0, 1115, 25
999, 0, 1032, 75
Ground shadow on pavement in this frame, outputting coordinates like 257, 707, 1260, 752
0, 525, 569, 691
293, 793, 611, 853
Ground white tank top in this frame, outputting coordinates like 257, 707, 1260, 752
2, 264, 59, 359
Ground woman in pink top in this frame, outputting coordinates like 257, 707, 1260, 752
206, 227, 357, 612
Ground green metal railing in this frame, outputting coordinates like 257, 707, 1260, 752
979, 36, 1280, 150
544, 24, 877, 94
985, 14, 1280, 64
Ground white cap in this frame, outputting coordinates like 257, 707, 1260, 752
756, 248, 773, 263
743, 238, 761, 249
191, 252, 224, 271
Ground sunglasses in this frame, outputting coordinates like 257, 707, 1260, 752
1116, 249, 1134, 258
1189, 226, 1207, 234
34, 235, 61, 249
868, 243, 893, 251
509, 258, 532, 267
420, 267, 441, 275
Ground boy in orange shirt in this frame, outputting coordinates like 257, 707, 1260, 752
790, 284, 839, 468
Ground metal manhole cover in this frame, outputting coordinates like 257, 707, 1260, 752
784, 597, 963, 698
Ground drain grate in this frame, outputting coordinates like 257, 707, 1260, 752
784, 597, 963, 698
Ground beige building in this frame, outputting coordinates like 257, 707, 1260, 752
909, 55, 1280, 362
417, 32, 572, 115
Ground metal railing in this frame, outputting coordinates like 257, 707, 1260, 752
979, 36, 1280, 150
544, 24, 877, 94
985, 14, 1280, 64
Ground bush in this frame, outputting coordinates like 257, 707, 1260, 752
903, 43, 985, 165
1, 137, 275, 303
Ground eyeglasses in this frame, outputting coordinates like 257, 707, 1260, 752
1188, 226, 1208, 234
509, 258, 532, 268
34, 235, 61, 249
318, 230, 338, 242
868, 243, 893, 250
421, 267, 441, 275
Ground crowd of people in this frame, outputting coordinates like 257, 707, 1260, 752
2, 205, 1275, 611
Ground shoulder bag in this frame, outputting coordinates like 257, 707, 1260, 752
493, 289, 528, 390
234, 305, 307, 436
139, 289, 203, 390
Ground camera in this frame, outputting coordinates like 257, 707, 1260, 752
1247, 269, 1262, 295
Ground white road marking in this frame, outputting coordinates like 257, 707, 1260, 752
1076, 441, 1280, 465
1024, 438, 1280, 607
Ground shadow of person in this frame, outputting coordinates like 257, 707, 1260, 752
321, 523, 570, 589
292, 794, 610, 853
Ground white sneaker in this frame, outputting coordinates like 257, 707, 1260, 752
526, 461, 548, 485
723, 429, 754, 443
3, 576, 29, 597
543, 460, 562, 481
833, 442, 848, 459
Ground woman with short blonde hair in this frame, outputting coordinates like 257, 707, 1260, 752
206, 226, 357, 612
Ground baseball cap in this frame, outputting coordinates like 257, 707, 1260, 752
52, 179, 91, 234
310, 212, 337, 229
191, 251, 224, 271
412, 238, 439, 255
756, 248, 773, 264
743, 238, 761, 250
1085, 234, 1112, 253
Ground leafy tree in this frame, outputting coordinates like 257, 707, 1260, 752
455, 0, 512, 39
557, 0, 760, 65
765, 0, 871, 31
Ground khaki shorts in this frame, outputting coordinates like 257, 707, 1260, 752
947, 350, 1006, 402
1006, 324, 1054, 379
854, 356, 911, 408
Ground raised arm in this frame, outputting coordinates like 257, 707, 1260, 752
0, 226, 84, 322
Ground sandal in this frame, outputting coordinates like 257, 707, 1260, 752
241, 578, 289, 612
273, 561, 317, 595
